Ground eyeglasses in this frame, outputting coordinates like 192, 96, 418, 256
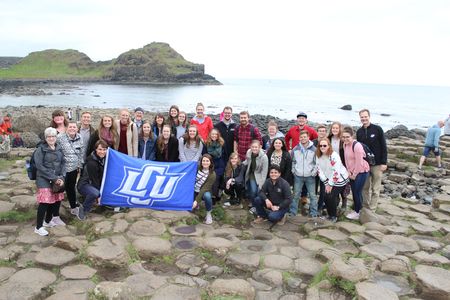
46, 136, 56, 138
319, 145, 328, 148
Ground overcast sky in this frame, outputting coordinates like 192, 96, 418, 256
1, 0, 449, 86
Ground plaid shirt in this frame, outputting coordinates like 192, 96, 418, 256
235, 124, 262, 161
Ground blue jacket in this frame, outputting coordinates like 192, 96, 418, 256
138, 137, 156, 161
35, 143, 66, 188
425, 124, 442, 148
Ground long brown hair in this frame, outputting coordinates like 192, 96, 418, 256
225, 152, 241, 178
139, 120, 154, 140
50, 109, 69, 128
156, 124, 172, 153
206, 128, 224, 147
98, 114, 119, 146
316, 138, 333, 157
168, 105, 180, 127
182, 125, 201, 148
328, 121, 343, 139
198, 153, 215, 172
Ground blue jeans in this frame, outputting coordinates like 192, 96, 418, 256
350, 172, 369, 213
246, 179, 259, 206
290, 175, 318, 216
78, 184, 100, 213
203, 192, 213, 212
254, 196, 288, 222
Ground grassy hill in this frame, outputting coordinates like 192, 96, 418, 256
0, 43, 219, 84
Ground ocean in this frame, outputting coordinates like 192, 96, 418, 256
1, 79, 449, 130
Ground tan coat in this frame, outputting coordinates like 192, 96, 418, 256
115, 120, 138, 157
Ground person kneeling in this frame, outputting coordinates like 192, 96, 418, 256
192, 154, 216, 225
77, 140, 108, 220
253, 165, 292, 225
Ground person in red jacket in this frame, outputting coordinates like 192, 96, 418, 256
285, 112, 318, 151
190, 102, 213, 141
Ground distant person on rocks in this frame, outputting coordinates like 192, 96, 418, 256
262, 120, 285, 152
0, 113, 12, 154
234, 111, 262, 161
289, 130, 317, 217
168, 105, 180, 137
243, 140, 268, 212
77, 140, 108, 220
133, 107, 145, 132
253, 165, 292, 225
285, 112, 318, 151
66, 108, 73, 121
78, 111, 95, 160
57, 121, 84, 217
418, 120, 445, 170
87, 115, 119, 155
316, 138, 349, 223
138, 121, 156, 161
214, 106, 236, 162
356, 109, 388, 211
50, 109, 68, 135
444, 114, 450, 136
190, 102, 213, 141
342, 126, 370, 220
34, 127, 66, 236
179, 125, 204, 162
176, 111, 188, 139
152, 113, 165, 139
115, 108, 138, 157
156, 125, 179, 162
192, 154, 216, 224
75, 106, 81, 122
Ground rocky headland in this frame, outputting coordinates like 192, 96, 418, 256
0, 106, 449, 299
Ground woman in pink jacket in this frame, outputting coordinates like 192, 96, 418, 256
342, 126, 370, 220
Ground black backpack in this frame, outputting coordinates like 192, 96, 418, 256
352, 141, 376, 166
26, 143, 44, 180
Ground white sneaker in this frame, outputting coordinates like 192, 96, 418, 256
114, 207, 121, 213
51, 216, 66, 226
70, 207, 80, 216
205, 212, 213, 225
34, 227, 49, 236
346, 211, 360, 220
43, 220, 57, 227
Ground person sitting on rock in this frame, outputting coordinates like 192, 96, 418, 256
253, 165, 292, 225
418, 120, 445, 170
192, 154, 216, 225
223, 152, 245, 207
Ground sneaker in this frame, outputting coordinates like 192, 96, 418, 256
77, 208, 86, 221
205, 212, 213, 225
229, 198, 240, 205
278, 215, 287, 225
329, 216, 338, 223
249, 207, 257, 216
51, 216, 66, 226
346, 211, 360, 220
70, 206, 80, 216
43, 220, 57, 227
417, 166, 422, 170
34, 227, 49, 236
114, 207, 121, 213
222, 202, 231, 207
253, 216, 267, 224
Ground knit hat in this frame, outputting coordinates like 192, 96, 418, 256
135, 107, 144, 113
297, 112, 307, 118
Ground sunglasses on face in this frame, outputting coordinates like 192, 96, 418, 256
319, 144, 328, 148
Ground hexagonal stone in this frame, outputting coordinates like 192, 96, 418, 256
152, 284, 200, 300
409, 204, 432, 215
55, 236, 87, 252
169, 225, 203, 237
415, 265, 450, 300
60, 264, 97, 279
298, 238, 332, 251
125, 273, 167, 297
0, 268, 57, 299
336, 222, 365, 234
361, 242, 397, 261
0, 201, 14, 213
227, 252, 260, 270
411, 223, 436, 234
126, 220, 166, 239
35, 246, 76, 267
380, 256, 411, 275
316, 229, 348, 241
253, 268, 283, 287
294, 258, 323, 276
86, 237, 129, 267
239, 240, 277, 254
263, 254, 293, 270
381, 235, 419, 254
94, 220, 113, 234
0, 267, 15, 282
411, 251, 450, 265
356, 281, 399, 300
209, 279, 255, 300
328, 258, 369, 282
9, 195, 36, 210
133, 237, 172, 258
203, 237, 235, 252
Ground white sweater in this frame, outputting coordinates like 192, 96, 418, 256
316, 151, 349, 187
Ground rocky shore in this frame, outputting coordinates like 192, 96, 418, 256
0, 106, 449, 299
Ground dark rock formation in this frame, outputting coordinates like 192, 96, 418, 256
340, 105, 352, 111
385, 125, 417, 139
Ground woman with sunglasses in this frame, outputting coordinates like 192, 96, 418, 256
316, 138, 349, 222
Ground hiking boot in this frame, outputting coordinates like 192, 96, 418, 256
253, 216, 267, 224
34, 227, 49, 236
277, 215, 287, 225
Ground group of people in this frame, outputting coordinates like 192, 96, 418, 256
31, 103, 395, 236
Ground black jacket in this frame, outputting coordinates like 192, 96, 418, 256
156, 136, 180, 162
77, 152, 105, 190
214, 121, 236, 161
224, 164, 245, 187
356, 123, 387, 165
266, 149, 293, 185
259, 177, 293, 209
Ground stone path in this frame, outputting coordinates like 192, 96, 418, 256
0, 136, 449, 299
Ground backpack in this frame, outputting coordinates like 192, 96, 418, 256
235, 124, 256, 142
26, 143, 44, 180
352, 141, 376, 166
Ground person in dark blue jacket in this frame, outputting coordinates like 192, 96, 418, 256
138, 121, 156, 161
418, 120, 445, 169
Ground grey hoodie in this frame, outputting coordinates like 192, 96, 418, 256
291, 141, 317, 177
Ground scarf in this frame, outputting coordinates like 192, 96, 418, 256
207, 141, 222, 159
100, 128, 113, 147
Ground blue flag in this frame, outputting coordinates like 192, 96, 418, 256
100, 149, 196, 211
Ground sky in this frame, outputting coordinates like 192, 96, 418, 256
1, 0, 449, 86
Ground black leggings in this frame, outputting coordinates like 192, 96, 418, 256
65, 169, 79, 209
37, 203, 60, 228
324, 185, 345, 218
